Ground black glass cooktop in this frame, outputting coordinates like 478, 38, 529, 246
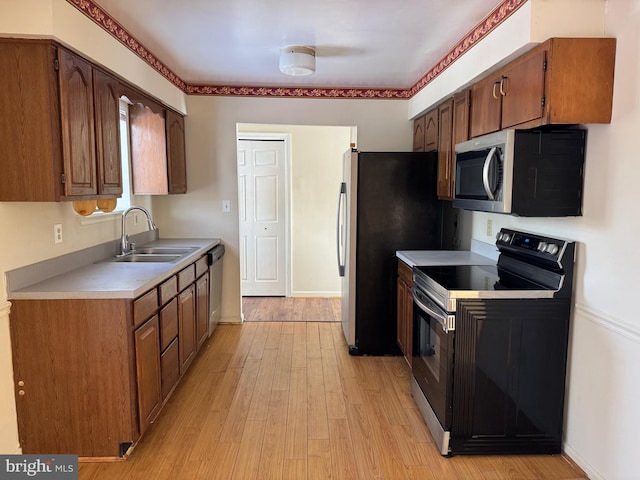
414, 264, 549, 292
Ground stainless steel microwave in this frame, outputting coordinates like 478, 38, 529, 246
453, 128, 586, 217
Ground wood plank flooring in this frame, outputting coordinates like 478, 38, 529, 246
78, 320, 587, 480
242, 297, 340, 322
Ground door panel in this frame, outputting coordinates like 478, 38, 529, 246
238, 139, 286, 296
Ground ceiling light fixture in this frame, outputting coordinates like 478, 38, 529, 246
279, 46, 316, 76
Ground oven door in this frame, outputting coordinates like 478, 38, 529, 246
411, 286, 454, 430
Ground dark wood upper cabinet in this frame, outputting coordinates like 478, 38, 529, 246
413, 107, 439, 153
58, 48, 97, 196
412, 115, 425, 152
130, 103, 168, 195
470, 74, 503, 138
424, 107, 439, 152
470, 37, 616, 138
166, 110, 187, 194
0, 39, 123, 201
437, 99, 454, 200
0, 40, 62, 201
93, 69, 123, 196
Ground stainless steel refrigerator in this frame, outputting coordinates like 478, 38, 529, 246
336, 149, 442, 355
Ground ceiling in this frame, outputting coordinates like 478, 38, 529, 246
91, 0, 502, 90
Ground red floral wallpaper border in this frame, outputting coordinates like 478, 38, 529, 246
66, 0, 528, 99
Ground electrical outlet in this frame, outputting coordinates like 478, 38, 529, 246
54, 223, 63, 244
222, 200, 231, 213
486, 219, 493, 237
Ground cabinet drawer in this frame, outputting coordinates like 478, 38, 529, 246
160, 338, 180, 400
159, 298, 179, 351
133, 288, 158, 328
195, 255, 208, 278
398, 260, 413, 286
178, 264, 196, 291
159, 275, 178, 305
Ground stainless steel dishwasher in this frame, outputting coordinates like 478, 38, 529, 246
207, 244, 225, 336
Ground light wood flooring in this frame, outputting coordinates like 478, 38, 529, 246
242, 297, 341, 322
79, 319, 587, 480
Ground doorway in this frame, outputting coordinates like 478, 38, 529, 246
237, 135, 290, 296
236, 124, 352, 321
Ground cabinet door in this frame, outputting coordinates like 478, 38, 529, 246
452, 90, 470, 147
412, 115, 425, 152
500, 49, 545, 129
134, 315, 162, 435
196, 274, 209, 348
470, 74, 502, 138
130, 102, 168, 194
166, 109, 187, 194
424, 108, 439, 152
0, 40, 62, 201
178, 284, 197, 373
396, 279, 407, 354
161, 338, 180, 400
93, 69, 122, 196
437, 99, 454, 200
58, 48, 97, 196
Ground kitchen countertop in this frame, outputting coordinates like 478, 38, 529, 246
9, 238, 220, 300
396, 250, 496, 268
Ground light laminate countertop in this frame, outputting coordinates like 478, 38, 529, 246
396, 250, 496, 268
9, 238, 220, 300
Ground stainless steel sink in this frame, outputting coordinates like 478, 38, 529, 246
133, 247, 198, 255
111, 254, 182, 263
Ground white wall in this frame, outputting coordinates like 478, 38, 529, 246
153, 96, 413, 322
2, 2, 634, 478
237, 124, 351, 297
413, 1, 637, 478
472, 3, 640, 477
0, 0, 185, 454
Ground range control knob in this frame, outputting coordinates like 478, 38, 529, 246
501, 233, 511, 243
537, 241, 548, 252
546, 243, 559, 255
496, 232, 504, 242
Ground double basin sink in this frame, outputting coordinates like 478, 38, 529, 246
108, 246, 199, 263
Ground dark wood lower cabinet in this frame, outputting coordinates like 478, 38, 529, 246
178, 284, 197, 373
396, 260, 414, 365
8, 254, 211, 458
160, 339, 180, 400
9, 299, 138, 458
134, 315, 162, 434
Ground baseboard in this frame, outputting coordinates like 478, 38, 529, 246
562, 442, 605, 480
219, 315, 243, 324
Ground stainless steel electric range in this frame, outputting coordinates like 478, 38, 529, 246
410, 228, 576, 456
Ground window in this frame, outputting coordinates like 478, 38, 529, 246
117, 99, 133, 212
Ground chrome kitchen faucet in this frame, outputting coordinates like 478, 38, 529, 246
120, 206, 157, 255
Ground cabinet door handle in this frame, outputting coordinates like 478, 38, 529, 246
492, 82, 499, 100
500, 76, 507, 96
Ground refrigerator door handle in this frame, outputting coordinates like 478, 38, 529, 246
336, 182, 347, 277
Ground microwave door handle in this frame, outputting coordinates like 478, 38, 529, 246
336, 182, 346, 277
482, 146, 498, 200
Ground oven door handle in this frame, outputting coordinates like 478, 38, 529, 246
482, 146, 498, 200
412, 287, 455, 332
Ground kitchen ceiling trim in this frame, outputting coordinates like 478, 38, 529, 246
65, 0, 527, 99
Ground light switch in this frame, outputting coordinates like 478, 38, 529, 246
222, 200, 231, 213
